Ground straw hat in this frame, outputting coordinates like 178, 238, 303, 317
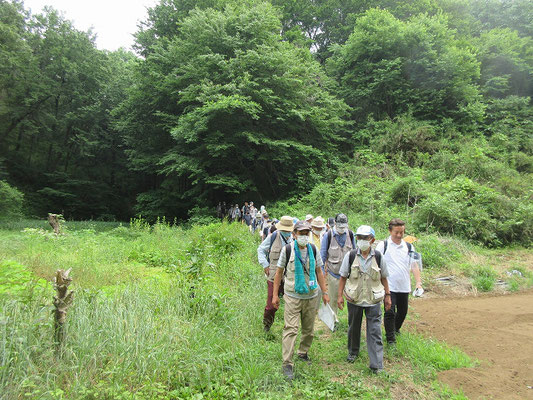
311, 216, 325, 229
276, 215, 294, 232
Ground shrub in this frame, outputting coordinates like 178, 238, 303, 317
414, 235, 461, 269
469, 265, 498, 292
0, 180, 24, 218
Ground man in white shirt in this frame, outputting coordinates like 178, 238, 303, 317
375, 218, 423, 345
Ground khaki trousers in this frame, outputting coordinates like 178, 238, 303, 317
282, 294, 320, 366
327, 274, 340, 322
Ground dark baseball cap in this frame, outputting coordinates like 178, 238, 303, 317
294, 221, 312, 231
335, 213, 348, 224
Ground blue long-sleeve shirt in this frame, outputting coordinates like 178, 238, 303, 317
257, 232, 293, 268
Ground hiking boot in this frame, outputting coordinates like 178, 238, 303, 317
282, 364, 294, 380
370, 367, 385, 375
297, 353, 311, 362
346, 354, 357, 363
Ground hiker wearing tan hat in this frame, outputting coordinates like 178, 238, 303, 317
272, 220, 329, 380
257, 216, 294, 332
310, 216, 325, 251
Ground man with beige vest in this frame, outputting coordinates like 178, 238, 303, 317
337, 225, 392, 373
320, 213, 355, 324
257, 216, 294, 332
272, 221, 329, 380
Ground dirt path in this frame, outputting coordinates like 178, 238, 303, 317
410, 288, 533, 399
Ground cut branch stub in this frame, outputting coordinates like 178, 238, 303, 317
48, 213, 63, 235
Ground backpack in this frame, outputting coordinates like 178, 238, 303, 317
266, 231, 291, 262
326, 229, 354, 251
347, 249, 383, 278
382, 240, 412, 255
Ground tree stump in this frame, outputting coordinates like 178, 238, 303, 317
48, 213, 63, 235
53, 268, 74, 352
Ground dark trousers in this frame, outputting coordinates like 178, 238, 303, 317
347, 302, 383, 369
263, 280, 284, 330
384, 291, 409, 343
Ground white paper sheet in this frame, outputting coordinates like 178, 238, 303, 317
318, 302, 336, 331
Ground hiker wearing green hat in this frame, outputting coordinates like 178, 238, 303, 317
257, 216, 295, 332
272, 221, 329, 380
337, 225, 392, 374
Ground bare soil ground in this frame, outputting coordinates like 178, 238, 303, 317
410, 288, 533, 399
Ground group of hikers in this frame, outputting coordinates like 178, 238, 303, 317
255, 212, 424, 380
216, 201, 265, 233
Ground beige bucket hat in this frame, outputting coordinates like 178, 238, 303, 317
276, 215, 294, 232
311, 216, 325, 229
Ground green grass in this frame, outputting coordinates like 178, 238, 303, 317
0, 220, 477, 399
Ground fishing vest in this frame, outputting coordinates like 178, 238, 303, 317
283, 245, 318, 297
343, 252, 385, 305
267, 233, 291, 281
327, 232, 353, 276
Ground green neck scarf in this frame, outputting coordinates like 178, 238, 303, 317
293, 242, 318, 294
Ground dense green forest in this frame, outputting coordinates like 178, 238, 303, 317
1, 0, 532, 245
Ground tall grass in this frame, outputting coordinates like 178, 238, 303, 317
0, 220, 475, 399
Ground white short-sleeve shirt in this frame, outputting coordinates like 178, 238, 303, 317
375, 237, 416, 293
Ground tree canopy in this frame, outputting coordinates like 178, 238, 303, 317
0, 0, 532, 244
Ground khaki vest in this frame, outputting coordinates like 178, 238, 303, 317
283, 246, 318, 296
327, 232, 353, 275
343, 253, 385, 305
267, 233, 291, 282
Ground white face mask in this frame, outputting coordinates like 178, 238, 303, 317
296, 235, 309, 246
312, 228, 322, 235
357, 240, 371, 251
336, 227, 346, 234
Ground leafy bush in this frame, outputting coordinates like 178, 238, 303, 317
0, 260, 52, 300
0, 180, 24, 218
414, 235, 461, 269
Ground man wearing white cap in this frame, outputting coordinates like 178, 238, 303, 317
257, 216, 295, 332
337, 225, 391, 374
375, 218, 423, 345
320, 213, 356, 322
305, 214, 314, 224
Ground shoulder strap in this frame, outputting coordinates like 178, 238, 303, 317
346, 249, 358, 278
283, 243, 292, 276
383, 240, 388, 254
406, 242, 412, 253
327, 230, 332, 250
268, 231, 278, 253
285, 242, 292, 260
375, 250, 382, 269
348, 249, 357, 267
310, 243, 317, 259
349, 230, 354, 245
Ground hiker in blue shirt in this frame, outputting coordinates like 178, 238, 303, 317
320, 213, 356, 324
